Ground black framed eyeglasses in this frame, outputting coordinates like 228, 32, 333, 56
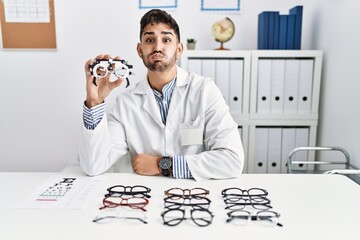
226, 209, 283, 227
164, 187, 209, 199
222, 187, 268, 200
106, 185, 151, 198
164, 195, 211, 210
161, 207, 214, 227
224, 197, 272, 210
99, 195, 149, 211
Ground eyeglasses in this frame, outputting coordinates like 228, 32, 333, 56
226, 209, 283, 227
99, 195, 149, 211
106, 185, 151, 198
93, 209, 147, 224
224, 197, 272, 210
222, 187, 268, 199
161, 207, 214, 227
164, 195, 211, 210
164, 187, 209, 199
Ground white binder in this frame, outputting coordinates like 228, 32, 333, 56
201, 59, 216, 81
254, 127, 268, 173
284, 59, 300, 113
257, 59, 272, 113
216, 59, 230, 104
281, 127, 296, 173
267, 128, 282, 173
293, 127, 309, 171
270, 59, 286, 113
298, 59, 314, 113
229, 59, 243, 113
187, 59, 202, 76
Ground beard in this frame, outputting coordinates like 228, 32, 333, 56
141, 50, 177, 72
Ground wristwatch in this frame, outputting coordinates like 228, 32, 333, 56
159, 156, 173, 176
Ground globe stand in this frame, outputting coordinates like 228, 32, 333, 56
215, 42, 230, 50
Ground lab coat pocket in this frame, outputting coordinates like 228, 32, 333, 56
180, 116, 204, 146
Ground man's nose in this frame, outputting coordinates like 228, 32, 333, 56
154, 39, 163, 51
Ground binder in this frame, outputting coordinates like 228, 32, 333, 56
293, 127, 309, 171
279, 15, 288, 49
273, 12, 280, 49
286, 14, 296, 49
270, 59, 286, 113
201, 59, 216, 81
254, 127, 268, 173
267, 128, 282, 173
281, 127, 296, 173
215, 59, 230, 104
257, 59, 272, 113
187, 59, 202, 75
258, 11, 270, 49
283, 59, 300, 113
297, 59, 314, 113
229, 59, 244, 113
268, 12, 280, 49
289, 6, 303, 49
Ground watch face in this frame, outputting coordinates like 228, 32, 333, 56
159, 157, 172, 176
160, 157, 172, 169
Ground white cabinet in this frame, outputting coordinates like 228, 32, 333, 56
180, 50, 323, 173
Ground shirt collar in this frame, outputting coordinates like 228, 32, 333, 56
153, 77, 177, 100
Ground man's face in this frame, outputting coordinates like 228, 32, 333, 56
137, 23, 182, 72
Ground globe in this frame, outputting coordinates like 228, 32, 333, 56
211, 17, 235, 50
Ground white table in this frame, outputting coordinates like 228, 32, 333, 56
0, 172, 359, 240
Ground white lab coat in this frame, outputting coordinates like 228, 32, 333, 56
79, 66, 244, 181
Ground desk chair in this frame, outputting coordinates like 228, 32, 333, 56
287, 146, 360, 183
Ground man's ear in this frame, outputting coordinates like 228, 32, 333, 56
136, 43, 143, 58
176, 42, 184, 59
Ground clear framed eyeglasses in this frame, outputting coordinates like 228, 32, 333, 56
226, 209, 283, 227
93, 209, 147, 224
99, 195, 149, 211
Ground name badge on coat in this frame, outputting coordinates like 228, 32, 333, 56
180, 116, 204, 146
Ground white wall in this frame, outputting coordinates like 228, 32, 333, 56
0, 0, 359, 171
315, 0, 360, 167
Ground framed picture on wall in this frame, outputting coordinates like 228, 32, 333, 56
201, 0, 241, 12
139, 0, 178, 9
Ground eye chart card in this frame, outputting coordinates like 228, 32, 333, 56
14, 175, 106, 209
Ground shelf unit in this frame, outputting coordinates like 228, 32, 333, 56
180, 50, 323, 173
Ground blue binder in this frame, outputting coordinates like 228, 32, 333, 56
289, 5, 303, 49
279, 15, 288, 49
286, 14, 296, 49
258, 11, 270, 49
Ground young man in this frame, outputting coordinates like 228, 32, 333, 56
79, 9, 244, 181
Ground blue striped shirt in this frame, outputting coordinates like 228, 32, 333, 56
83, 78, 192, 179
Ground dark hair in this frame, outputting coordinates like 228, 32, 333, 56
140, 9, 180, 42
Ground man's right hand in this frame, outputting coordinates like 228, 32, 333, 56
84, 54, 124, 108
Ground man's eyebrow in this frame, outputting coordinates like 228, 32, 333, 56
143, 31, 174, 36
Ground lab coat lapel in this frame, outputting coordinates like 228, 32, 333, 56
135, 79, 164, 128
167, 66, 190, 120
